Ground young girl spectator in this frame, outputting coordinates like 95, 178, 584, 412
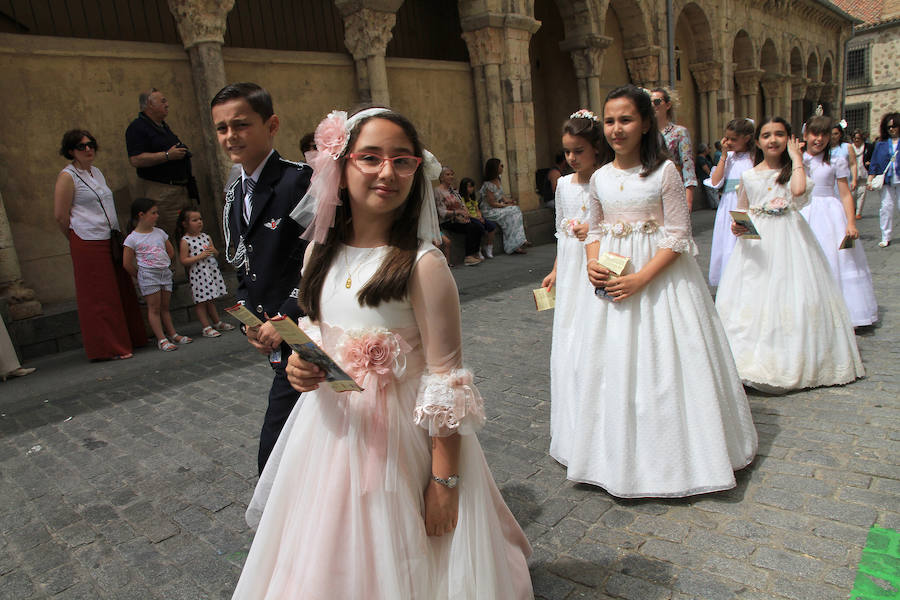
829, 122, 858, 192
434, 167, 483, 266
123, 197, 192, 352
706, 118, 756, 286
573, 85, 756, 498
175, 208, 235, 338
868, 112, 900, 247
716, 117, 864, 392
541, 109, 601, 467
479, 158, 530, 254
802, 115, 878, 327
232, 108, 532, 598
460, 177, 496, 258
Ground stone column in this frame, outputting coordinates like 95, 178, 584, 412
624, 46, 663, 88
0, 191, 41, 320
761, 75, 785, 118
336, 1, 403, 106
463, 13, 541, 210
734, 68, 764, 121
461, 26, 506, 173
690, 61, 723, 146
791, 76, 808, 127
561, 35, 613, 115
167, 0, 234, 240
819, 83, 837, 113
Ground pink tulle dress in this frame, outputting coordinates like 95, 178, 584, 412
232, 242, 533, 600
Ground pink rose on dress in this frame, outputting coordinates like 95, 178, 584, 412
338, 328, 406, 384
769, 197, 787, 210
315, 110, 349, 159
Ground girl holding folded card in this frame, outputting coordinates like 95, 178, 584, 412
800, 115, 878, 327
541, 109, 602, 466
571, 85, 757, 498
232, 108, 532, 599
716, 117, 864, 392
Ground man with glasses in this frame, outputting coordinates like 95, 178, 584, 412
125, 88, 198, 238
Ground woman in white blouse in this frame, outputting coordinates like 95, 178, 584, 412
53, 129, 146, 360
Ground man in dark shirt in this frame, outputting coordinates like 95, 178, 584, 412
125, 88, 196, 238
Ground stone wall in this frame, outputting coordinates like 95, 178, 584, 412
845, 25, 900, 138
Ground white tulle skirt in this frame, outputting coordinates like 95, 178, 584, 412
800, 195, 878, 326
716, 209, 865, 393
560, 230, 758, 498
708, 191, 740, 286
233, 372, 533, 599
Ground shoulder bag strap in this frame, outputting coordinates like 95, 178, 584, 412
69, 168, 117, 233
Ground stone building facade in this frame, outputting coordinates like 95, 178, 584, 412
834, 0, 900, 138
0, 0, 854, 311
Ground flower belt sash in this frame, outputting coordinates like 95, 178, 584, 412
748, 197, 792, 216
595, 219, 661, 238
557, 218, 585, 239
319, 321, 419, 495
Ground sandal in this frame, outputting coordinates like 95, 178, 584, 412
202, 326, 221, 338
171, 334, 193, 344
158, 339, 178, 352
113, 353, 133, 360
213, 321, 235, 332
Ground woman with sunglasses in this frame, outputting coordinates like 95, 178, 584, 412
651, 88, 697, 211
53, 129, 146, 360
868, 112, 900, 247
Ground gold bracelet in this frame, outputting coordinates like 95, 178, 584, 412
792, 166, 804, 171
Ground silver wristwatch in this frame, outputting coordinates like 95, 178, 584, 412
431, 474, 459, 488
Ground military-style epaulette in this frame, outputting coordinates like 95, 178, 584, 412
278, 157, 309, 169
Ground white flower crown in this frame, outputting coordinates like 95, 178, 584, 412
569, 109, 600, 123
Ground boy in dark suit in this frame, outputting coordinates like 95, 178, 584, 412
211, 82, 312, 473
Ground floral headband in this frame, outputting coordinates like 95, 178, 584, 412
290, 108, 442, 245
569, 109, 600, 123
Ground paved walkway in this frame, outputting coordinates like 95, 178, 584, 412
1, 203, 897, 599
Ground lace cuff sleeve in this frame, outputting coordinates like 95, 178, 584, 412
658, 162, 699, 255
414, 368, 486, 436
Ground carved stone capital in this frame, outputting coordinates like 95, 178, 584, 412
462, 27, 505, 66
791, 75, 809, 98
342, 8, 397, 60
562, 35, 612, 79
166, 0, 234, 49
819, 83, 836, 103
760, 74, 786, 99
623, 46, 662, 87
805, 82, 824, 101
689, 61, 723, 93
734, 68, 765, 96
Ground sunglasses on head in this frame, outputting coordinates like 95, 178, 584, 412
889, 123, 898, 129
74, 141, 97, 151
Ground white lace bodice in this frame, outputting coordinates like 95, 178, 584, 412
587, 160, 696, 253
554, 174, 591, 238
804, 152, 849, 197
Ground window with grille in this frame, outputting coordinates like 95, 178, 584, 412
844, 103, 869, 136
846, 46, 869, 88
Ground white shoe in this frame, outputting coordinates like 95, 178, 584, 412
878, 240, 890, 248
483, 246, 494, 259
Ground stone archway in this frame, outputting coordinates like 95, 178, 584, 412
530, 0, 581, 171
732, 30, 760, 120
603, 0, 659, 87
804, 51, 821, 123
820, 55, 835, 115
674, 2, 717, 145
759, 38, 779, 118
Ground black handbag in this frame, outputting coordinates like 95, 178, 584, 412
71, 169, 124, 266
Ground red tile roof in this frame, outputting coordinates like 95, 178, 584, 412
828, 0, 895, 25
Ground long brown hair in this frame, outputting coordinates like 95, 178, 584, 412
298, 110, 426, 322
598, 85, 668, 177
754, 116, 794, 185
805, 115, 833, 165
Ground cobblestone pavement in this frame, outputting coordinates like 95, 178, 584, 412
1, 203, 897, 600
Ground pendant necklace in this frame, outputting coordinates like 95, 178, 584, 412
344, 247, 379, 289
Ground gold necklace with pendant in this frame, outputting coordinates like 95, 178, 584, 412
344, 247, 379, 289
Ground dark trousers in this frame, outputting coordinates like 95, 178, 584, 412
441, 219, 484, 256
258, 343, 302, 474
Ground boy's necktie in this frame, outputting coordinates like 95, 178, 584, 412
243, 178, 255, 223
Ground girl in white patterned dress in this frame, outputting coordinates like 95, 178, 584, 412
541, 109, 601, 466
575, 85, 756, 498
176, 208, 234, 338
716, 117, 864, 392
